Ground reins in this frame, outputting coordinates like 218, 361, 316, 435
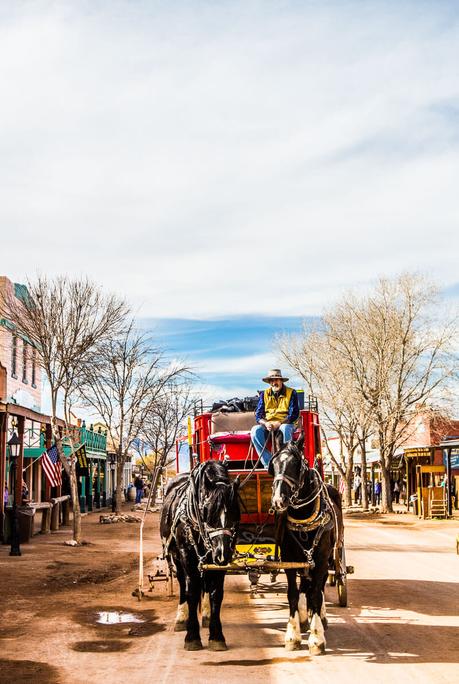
167, 462, 238, 569
239, 431, 273, 489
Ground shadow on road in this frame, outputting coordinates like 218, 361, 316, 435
347, 578, 459, 616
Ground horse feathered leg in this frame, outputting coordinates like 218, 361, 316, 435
178, 547, 203, 651
202, 591, 211, 628
308, 612, 326, 655
320, 591, 328, 630
207, 570, 228, 651
285, 569, 302, 650
298, 575, 309, 631
174, 560, 188, 632
307, 539, 329, 655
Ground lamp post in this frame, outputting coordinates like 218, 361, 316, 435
110, 454, 116, 512
8, 431, 21, 557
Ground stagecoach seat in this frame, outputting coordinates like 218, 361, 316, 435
210, 411, 257, 434
209, 411, 302, 448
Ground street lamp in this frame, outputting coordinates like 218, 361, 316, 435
8, 431, 21, 557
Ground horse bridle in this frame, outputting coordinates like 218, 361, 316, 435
271, 448, 308, 505
184, 470, 238, 563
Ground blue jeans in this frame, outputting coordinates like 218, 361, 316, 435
135, 488, 143, 503
250, 423, 295, 468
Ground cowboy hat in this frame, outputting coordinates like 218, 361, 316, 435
262, 369, 289, 383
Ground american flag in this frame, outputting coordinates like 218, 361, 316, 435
40, 445, 62, 487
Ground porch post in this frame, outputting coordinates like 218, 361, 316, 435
444, 448, 452, 517
86, 461, 93, 512
16, 416, 25, 504
96, 460, 101, 509
0, 412, 7, 542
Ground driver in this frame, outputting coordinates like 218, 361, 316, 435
250, 369, 299, 469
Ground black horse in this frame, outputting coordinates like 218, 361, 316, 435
160, 460, 240, 651
269, 435, 343, 654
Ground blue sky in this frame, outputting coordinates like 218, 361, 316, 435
2, 1, 458, 405
139, 315, 318, 400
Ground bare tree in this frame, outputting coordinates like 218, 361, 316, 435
325, 274, 458, 512
2, 276, 128, 542
137, 380, 195, 505
78, 322, 190, 512
279, 328, 364, 507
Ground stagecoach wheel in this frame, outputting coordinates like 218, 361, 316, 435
336, 546, 348, 608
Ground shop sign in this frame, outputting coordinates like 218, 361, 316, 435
443, 449, 459, 469
404, 447, 433, 459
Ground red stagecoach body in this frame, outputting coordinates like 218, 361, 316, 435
176, 400, 324, 527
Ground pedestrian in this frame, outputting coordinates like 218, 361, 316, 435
21, 478, 29, 503
374, 480, 382, 506
250, 369, 299, 469
353, 471, 362, 505
393, 479, 400, 504
4, 481, 9, 507
400, 480, 407, 505
134, 475, 144, 504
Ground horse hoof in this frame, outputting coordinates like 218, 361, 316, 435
309, 643, 325, 656
285, 640, 302, 651
174, 621, 187, 632
184, 640, 203, 651
202, 616, 210, 628
208, 640, 227, 651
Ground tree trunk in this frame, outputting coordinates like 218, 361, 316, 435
69, 460, 82, 543
360, 439, 369, 511
115, 457, 124, 514
380, 453, 393, 513
149, 463, 164, 508
343, 461, 353, 508
51, 415, 82, 543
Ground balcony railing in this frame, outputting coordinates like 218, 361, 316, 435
22, 424, 107, 458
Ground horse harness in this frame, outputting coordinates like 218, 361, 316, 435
164, 465, 236, 570
275, 466, 333, 568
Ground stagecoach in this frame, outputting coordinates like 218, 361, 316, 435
174, 395, 352, 607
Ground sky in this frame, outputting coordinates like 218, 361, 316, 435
1, 0, 458, 402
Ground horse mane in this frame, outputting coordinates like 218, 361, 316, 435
192, 460, 238, 527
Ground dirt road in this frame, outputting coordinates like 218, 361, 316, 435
1, 508, 458, 684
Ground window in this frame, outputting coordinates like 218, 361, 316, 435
31, 348, 37, 387
11, 335, 17, 377
22, 341, 28, 383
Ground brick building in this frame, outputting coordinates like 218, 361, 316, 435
0, 276, 41, 412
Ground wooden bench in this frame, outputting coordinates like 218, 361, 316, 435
50, 495, 71, 530
27, 502, 53, 534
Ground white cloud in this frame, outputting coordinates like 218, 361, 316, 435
1, 1, 459, 317
196, 352, 276, 375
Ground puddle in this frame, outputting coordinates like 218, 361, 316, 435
0, 659, 60, 684
74, 606, 165, 638
72, 639, 132, 652
96, 611, 145, 625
